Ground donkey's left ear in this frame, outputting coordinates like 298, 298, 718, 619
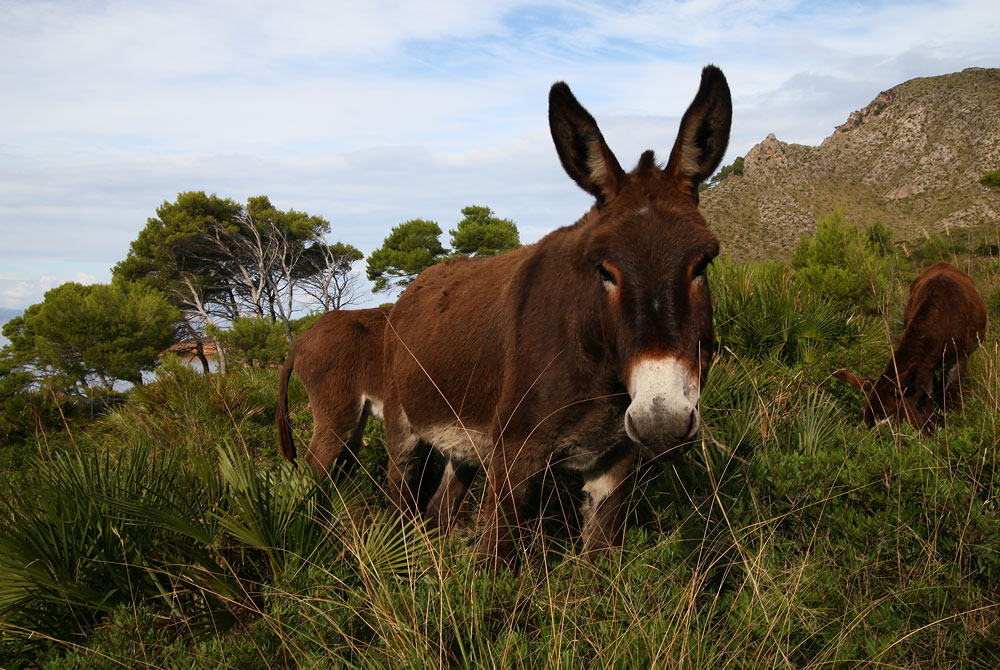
664, 65, 732, 201
549, 81, 626, 207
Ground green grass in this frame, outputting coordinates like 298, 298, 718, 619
2, 254, 999, 668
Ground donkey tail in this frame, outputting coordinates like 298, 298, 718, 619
276, 347, 297, 462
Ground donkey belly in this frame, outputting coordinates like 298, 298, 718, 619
420, 422, 495, 467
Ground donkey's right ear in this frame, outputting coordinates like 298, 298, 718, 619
549, 82, 626, 208
664, 65, 732, 201
834, 369, 872, 393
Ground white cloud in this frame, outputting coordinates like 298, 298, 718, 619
0, 270, 106, 310
0, 0, 998, 311
1, 281, 35, 308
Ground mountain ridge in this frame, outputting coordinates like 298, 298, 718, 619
702, 67, 1000, 260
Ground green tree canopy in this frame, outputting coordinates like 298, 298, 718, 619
703, 155, 744, 190
115, 191, 362, 368
449, 205, 521, 257
0, 281, 181, 396
366, 219, 447, 293
366, 207, 522, 294
114, 191, 243, 298
113, 192, 243, 373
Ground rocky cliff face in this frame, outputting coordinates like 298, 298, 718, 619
701, 67, 1000, 260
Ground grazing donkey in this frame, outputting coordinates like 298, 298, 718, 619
276, 307, 389, 474
379, 66, 732, 565
835, 262, 987, 430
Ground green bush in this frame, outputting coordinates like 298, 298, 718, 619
111, 355, 292, 458
0, 391, 63, 444
792, 209, 896, 313
980, 169, 1000, 188
908, 232, 971, 266
710, 258, 882, 369
208, 316, 289, 368
290, 310, 323, 336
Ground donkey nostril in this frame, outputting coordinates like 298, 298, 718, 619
625, 412, 641, 443
685, 409, 699, 439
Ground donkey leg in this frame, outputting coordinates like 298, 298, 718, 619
305, 399, 368, 476
942, 356, 968, 412
425, 459, 479, 533
384, 423, 431, 515
477, 450, 542, 568
580, 446, 638, 560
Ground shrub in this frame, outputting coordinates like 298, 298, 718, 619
0, 391, 63, 444
207, 316, 289, 368
4, 255, 999, 669
792, 209, 895, 313
908, 232, 967, 266
113, 355, 291, 458
290, 310, 323, 336
980, 169, 1000, 188
710, 258, 882, 369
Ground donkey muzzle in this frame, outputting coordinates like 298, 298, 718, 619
625, 356, 701, 454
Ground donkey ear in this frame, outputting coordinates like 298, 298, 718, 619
664, 65, 732, 201
896, 361, 923, 393
834, 369, 872, 393
549, 82, 626, 207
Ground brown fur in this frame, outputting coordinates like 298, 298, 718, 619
276, 307, 389, 474
380, 66, 732, 566
835, 262, 987, 430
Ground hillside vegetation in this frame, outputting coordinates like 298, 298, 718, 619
2, 230, 999, 668
703, 67, 1000, 260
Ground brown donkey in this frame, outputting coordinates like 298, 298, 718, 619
380, 66, 732, 565
835, 262, 987, 430
276, 307, 389, 474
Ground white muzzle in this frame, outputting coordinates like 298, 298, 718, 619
625, 356, 701, 451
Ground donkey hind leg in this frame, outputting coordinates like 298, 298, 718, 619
305, 399, 370, 477
425, 458, 479, 533
580, 445, 639, 560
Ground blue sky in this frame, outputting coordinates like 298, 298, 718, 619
1, 0, 998, 311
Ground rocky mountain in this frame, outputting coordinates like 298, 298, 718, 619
701, 67, 1000, 260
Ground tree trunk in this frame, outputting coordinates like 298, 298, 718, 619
194, 339, 211, 374
215, 340, 230, 376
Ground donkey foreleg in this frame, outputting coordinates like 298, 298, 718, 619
385, 432, 435, 515
477, 450, 543, 569
580, 447, 639, 560
425, 458, 479, 533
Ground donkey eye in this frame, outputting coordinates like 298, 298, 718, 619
597, 264, 617, 288
692, 256, 711, 283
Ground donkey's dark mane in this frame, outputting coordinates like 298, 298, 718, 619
636, 150, 658, 174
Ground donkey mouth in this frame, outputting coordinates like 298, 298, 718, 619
625, 409, 701, 459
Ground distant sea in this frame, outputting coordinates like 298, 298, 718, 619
0, 307, 20, 347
